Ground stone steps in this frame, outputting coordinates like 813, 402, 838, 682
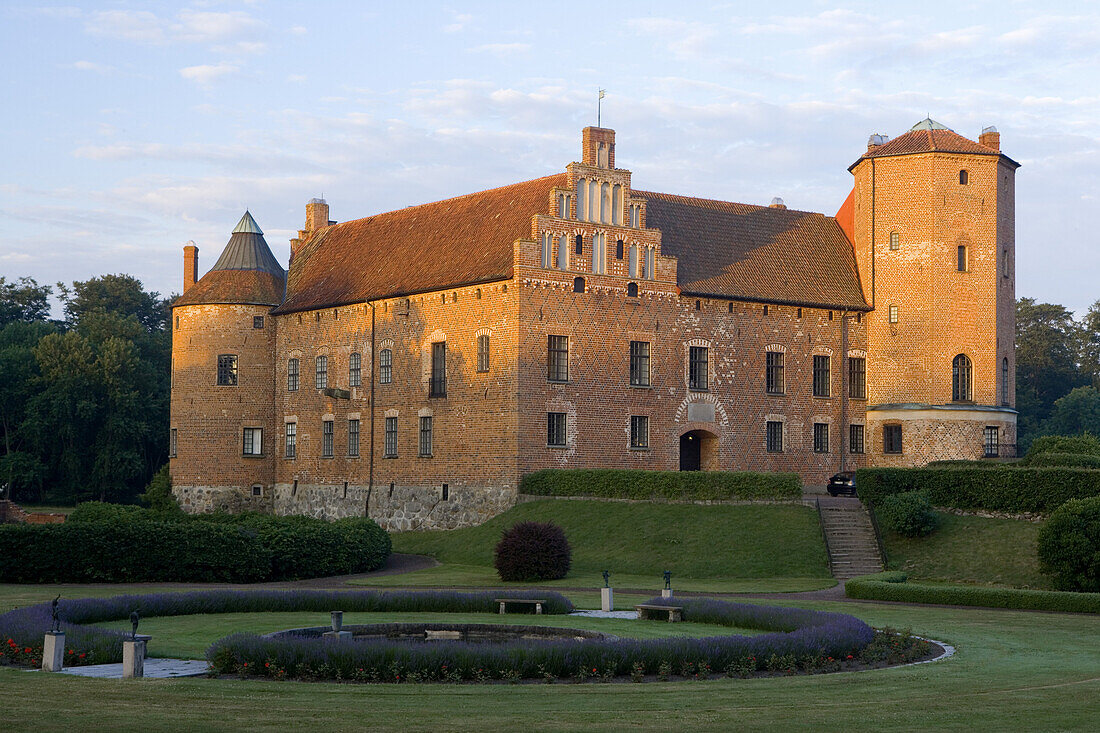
818, 498, 884, 580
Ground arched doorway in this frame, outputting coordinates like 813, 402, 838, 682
679, 430, 718, 471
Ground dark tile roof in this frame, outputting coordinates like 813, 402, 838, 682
275, 174, 567, 314
851, 128, 1019, 169
173, 269, 286, 307
639, 191, 869, 311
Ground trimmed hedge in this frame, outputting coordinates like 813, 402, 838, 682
520, 469, 801, 501
878, 491, 938, 537
1024, 452, 1100, 469
1037, 496, 1100, 592
0, 512, 391, 583
855, 466, 1100, 514
1026, 434, 1100, 459
845, 575, 1100, 613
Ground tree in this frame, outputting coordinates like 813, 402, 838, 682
1081, 300, 1100, 389
0, 321, 57, 500
58, 273, 169, 333
0, 276, 51, 326
1015, 298, 1084, 447
1040, 387, 1100, 438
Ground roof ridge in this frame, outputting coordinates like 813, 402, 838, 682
635, 189, 828, 218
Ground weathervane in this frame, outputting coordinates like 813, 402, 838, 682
598, 89, 606, 127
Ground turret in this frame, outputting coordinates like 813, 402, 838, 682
849, 119, 1019, 463
170, 212, 286, 512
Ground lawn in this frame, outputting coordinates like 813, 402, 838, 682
389, 499, 831, 581
879, 511, 1049, 588
3, 590, 1098, 731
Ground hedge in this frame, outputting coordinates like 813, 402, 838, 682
520, 469, 801, 501
1023, 452, 1100, 469
0, 513, 391, 583
1025, 434, 1100, 459
855, 466, 1100, 514
845, 575, 1100, 613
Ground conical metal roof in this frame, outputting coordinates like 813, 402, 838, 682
232, 210, 264, 235
910, 118, 951, 131
211, 211, 284, 276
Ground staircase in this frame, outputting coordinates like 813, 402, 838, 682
817, 497, 884, 579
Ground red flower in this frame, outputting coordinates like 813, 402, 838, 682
79, 653, 86, 658
24, 647, 31, 653
846, 655, 853, 660
265, 662, 270, 668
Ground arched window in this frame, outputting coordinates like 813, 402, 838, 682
557, 235, 568, 270
1002, 357, 1009, 406
575, 179, 587, 220
644, 246, 655, 280
628, 244, 638, 278
615, 240, 624, 260
592, 232, 606, 274
612, 184, 622, 225
952, 354, 972, 402
627, 282, 638, 297
600, 182, 611, 224
889, 231, 900, 250
573, 277, 585, 293
574, 234, 583, 255
959, 169, 969, 185
541, 232, 552, 268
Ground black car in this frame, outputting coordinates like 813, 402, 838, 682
827, 471, 857, 497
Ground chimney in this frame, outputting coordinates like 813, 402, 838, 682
305, 198, 330, 233
867, 133, 888, 151
979, 126, 1000, 151
581, 127, 616, 169
183, 242, 199, 293
769, 197, 786, 210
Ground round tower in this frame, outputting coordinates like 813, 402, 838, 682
170, 211, 286, 512
849, 119, 1018, 464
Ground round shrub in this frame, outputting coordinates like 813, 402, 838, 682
67, 501, 145, 524
1038, 496, 1100, 592
494, 521, 571, 581
878, 490, 939, 537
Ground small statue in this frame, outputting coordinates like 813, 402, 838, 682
51, 595, 61, 633
130, 610, 140, 640
663, 570, 672, 590
602, 570, 610, 588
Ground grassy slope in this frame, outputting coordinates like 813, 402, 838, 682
880, 511, 1048, 589
391, 499, 831, 580
3, 597, 1098, 731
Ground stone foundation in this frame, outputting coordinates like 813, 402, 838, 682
174, 485, 274, 514
867, 404, 1017, 466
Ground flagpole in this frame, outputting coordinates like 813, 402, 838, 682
598, 89, 606, 127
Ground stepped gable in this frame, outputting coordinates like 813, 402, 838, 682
639, 190, 869, 311
275, 174, 568, 314
174, 211, 286, 307
851, 118, 1020, 168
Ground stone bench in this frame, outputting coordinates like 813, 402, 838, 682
496, 598, 545, 615
635, 604, 683, 622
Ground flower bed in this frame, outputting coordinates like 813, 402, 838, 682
0, 589, 574, 667
206, 597, 884, 683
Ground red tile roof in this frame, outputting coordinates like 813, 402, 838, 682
274, 174, 567, 314
850, 128, 1019, 169
639, 191, 869, 311
173, 269, 286, 308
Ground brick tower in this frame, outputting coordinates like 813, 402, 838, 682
849, 119, 1018, 464
170, 212, 286, 511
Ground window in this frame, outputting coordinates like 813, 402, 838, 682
813, 423, 829, 453
345, 352, 360, 388
645, 247, 654, 280
384, 417, 397, 457
959, 169, 969, 185
541, 232, 552, 268
1002, 357, 1009, 406
629, 204, 640, 227
287, 358, 299, 391
430, 342, 446, 397
379, 349, 392, 384
849, 357, 866, 399
557, 234, 569, 270
243, 427, 263, 456
217, 354, 238, 386
1003, 249, 1009, 278
889, 231, 899, 250
547, 412, 567, 447
321, 420, 334, 457
957, 245, 968, 272
766, 421, 783, 453
766, 351, 784, 395
884, 425, 903, 454
548, 335, 569, 382
252, 485, 262, 497
984, 426, 999, 458
630, 415, 649, 449
628, 244, 638, 277
849, 424, 865, 454
952, 354, 973, 402
630, 341, 650, 387
813, 355, 831, 397
253, 316, 264, 329
348, 419, 360, 457
315, 355, 328, 389
627, 282, 638, 297
615, 240, 624, 259
592, 232, 606, 274
169, 428, 177, 458
574, 234, 583, 255
688, 346, 708, 391
558, 192, 570, 218
477, 334, 490, 372
285, 422, 296, 459
888, 305, 899, 324
573, 276, 585, 293
419, 416, 433, 457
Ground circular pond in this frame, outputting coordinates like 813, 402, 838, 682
266, 622, 615, 644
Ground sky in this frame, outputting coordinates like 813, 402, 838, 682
1, 1, 1098, 315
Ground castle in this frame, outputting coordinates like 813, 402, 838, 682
169, 120, 1019, 529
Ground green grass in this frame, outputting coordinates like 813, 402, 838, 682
93, 611, 762, 659
879, 511, 1049, 588
391, 499, 831, 580
3, 590, 1099, 731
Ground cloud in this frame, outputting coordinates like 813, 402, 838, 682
471, 42, 530, 55
289, 25, 307, 35
179, 63, 239, 85
83, 8, 266, 51
86, 10, 165, 43
68, 60, 113, 73
287, 74, 307, 83
444, 13, 472, 33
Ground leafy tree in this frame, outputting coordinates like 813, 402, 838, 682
0, 321, 57, 500
1081, 300, 1100, 389
1015, 298, 1085, 447
58, 273, 169, 333
0, 276, 51, 326
1040, 387, 1100, 438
